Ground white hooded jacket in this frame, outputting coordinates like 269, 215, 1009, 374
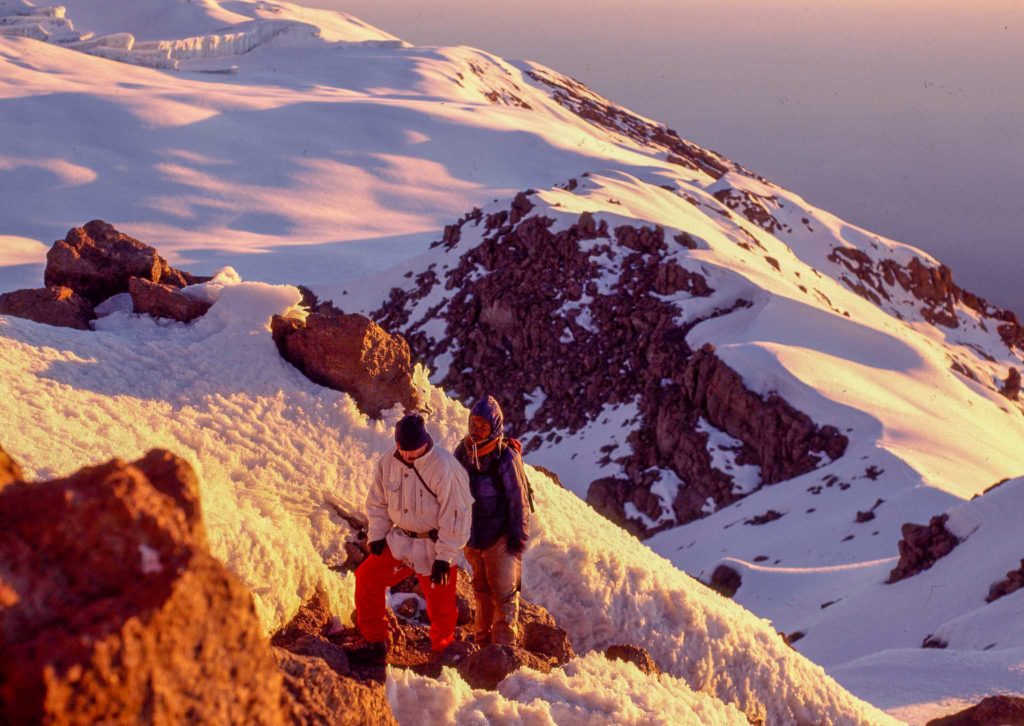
366, 444, 473, 576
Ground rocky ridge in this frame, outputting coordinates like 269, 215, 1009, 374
374, 191, 847, 536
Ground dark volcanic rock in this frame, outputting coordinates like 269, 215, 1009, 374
456, 644, 551, 690
0, 286, 95, 330
709, 564, 742, 598
44, 220, 197, 305
0, 449, 287, 724
827, 245, 1024, 351
986, 559, 1024, 603
1003, 368, 1021, 401
604, 644, 661, 675
129, 277, 212, 322
887, 514, 960, 583
375, 195, 846, 538
926, 695, 1024, 725
272, 309, 419, 419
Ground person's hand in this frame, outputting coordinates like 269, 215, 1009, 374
369, 539, 386, 556
506, 437, 522, 454
430, 560, 450, 586
507, 537, 526, 557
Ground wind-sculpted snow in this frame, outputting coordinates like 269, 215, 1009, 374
388, 653, 749, 725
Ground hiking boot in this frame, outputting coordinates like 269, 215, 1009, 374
347, 638, 389, 666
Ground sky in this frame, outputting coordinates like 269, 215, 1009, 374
302, 0, 1024, 316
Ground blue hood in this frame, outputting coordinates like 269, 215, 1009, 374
470, 395, 504, 442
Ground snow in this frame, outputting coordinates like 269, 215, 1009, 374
388, 652, 749, 725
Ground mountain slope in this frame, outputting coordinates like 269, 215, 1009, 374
1, 1, 1023, 720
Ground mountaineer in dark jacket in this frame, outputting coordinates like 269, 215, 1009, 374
454, 395, 531, 646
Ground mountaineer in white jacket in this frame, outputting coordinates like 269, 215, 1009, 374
354, 413, 473, 655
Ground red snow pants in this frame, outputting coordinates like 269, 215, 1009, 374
354, 545, 459, 652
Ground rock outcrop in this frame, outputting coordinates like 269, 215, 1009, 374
926, 695, 1024, 725
1003, 368, 1021, 401
44, 220, 201, 305
271, 308, 419, 418
455, 644, 552, 691
129, 277, 212, 323
0, 448, 288, 724
375, 194, 846, 537
604, 644, 661, 676
708, 564, 742, 598
0, 285, 95, 330
827, 246, 1024, 350
887, 515, 959, 583
986, 559, 1024, 603
272, 591, 395, 725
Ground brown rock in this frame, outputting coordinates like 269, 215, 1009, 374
271, 308, 419, 418
129, 277, 212, 322
1003, 368, 1021, 401
604, 644, 661, 675
0, 286, 95, 330
986, 559, 1024, 603
272, 588, 333, 649
456, 644, 551, 690
925, 695, 1024, 725
518, 600, 574, 665
275, 649, 395, 726
0, 449, 287, 724
887, 515, 960, 583
709, 564, 742, 598
44, 220, 182, 305
0, 444, 24, 491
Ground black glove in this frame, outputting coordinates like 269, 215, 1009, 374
430, 559, 450, 586
369, 539, 386, 556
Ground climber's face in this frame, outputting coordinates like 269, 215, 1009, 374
469, 415, 492, 443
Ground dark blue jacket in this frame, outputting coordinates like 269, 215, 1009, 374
454, 439, 530, 551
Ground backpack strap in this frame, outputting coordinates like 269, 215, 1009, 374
411, 464, 438, 499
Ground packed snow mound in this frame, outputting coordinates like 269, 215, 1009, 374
0, 278, 894, 724
388, 652, 749, 725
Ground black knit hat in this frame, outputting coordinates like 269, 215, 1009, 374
395, 414, 432, 451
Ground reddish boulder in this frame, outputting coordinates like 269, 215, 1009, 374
275, 649, 395, 726
129, 276, 212, 323
456, 644, 551, 690
709, 564, 742, 598
926, 695, 1024, 725
604, 644, 661, 676
0, 449, 287, 724
0, 286, 94, 330
271, 309, 419, 418
519, 601, 574, 666
887, 515, 959, 583
44, 220, 198, 305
